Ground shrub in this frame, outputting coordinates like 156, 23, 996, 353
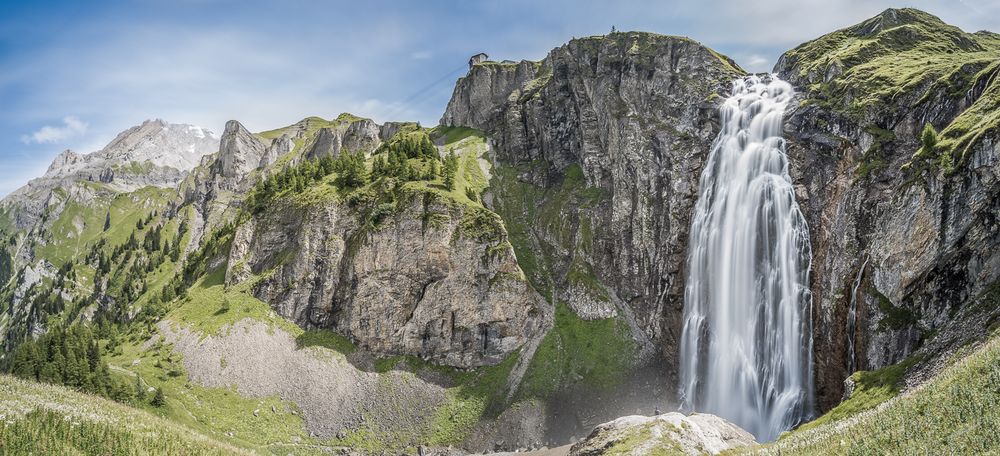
151, 387, 166, 407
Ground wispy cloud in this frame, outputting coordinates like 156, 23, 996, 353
743, 54, 770, 72
3, 0, 1000, 198
20, 116, 88, 144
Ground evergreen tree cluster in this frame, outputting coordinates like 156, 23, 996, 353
157, 221, 237, 307
374, 131, 437, 161
90, 220, 170, 318
245, 154, 338, 213
6, 324, 132, 402
18, 283, 68, 336
333, 150, 368, 189
371, 132, 445, 184
80, 212, 187, 328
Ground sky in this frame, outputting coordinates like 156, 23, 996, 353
2, 0, 999, 196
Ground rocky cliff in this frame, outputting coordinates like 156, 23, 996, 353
225, 188, 547, 367
3, 9, 1000, 451
439, 11, 1000, 415
442, 31, 745, 382
776, 8, 1000, 409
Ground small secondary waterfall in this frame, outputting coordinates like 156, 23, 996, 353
846, 256, 869, 375
679, 75, 813, 442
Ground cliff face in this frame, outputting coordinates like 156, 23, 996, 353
305, 118, 382, 160
775, 8, 1000, 409
442, 32, 745, 378
439, 12, 1000, 414
225, 190, 547, 367
202, 117, 548, 368
4, 11, 1000, 445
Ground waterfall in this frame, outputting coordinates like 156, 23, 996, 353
846, 256, 869, 375
678, 75, 813, 442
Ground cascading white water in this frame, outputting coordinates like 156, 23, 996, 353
678, 75, 813, 442
846, 256, 869, 375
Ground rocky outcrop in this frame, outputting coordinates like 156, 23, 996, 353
776, 8, 1000, 409
259, 135, 292, 169
569, 413, 756, 456
441, 32, 745, 378
44, 150, 82, 177
379, 121, 418, 141
225, 190, 549, 367
306, 118, 382, 159
441, 60, 539, 128
216, 120, 267, 180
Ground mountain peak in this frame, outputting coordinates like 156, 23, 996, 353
43, 149, 82, 177
849, 8, 964, 39
873, 8, 943, 27
140, 118, 168, 127
95, 119, 219, 172
217, 120, 266, 179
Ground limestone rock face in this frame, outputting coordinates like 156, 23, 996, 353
99, 119, 218, 171
379, 121, 417, 141
306, 118, 382, 160
774, 9, 1000, 409
441, 32, 745, 377
569, 413, 756, 456
343, 119, 382, 156
440, 60, 539, 129
216, 120, 267, 180
259, 135, 292, 169
44, 150, 82, 176
225, 192, 549, 367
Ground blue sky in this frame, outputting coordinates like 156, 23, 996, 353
2, 0, 998, 196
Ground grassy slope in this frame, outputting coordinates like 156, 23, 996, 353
517, 303, 636, 399
113, 262, 525, 452
95, 126, 530, 452
783, 8, 1000, 167
105, 271, 317, 452
0, 375, 249, 455
489, 157, 637, 400
36, 186, 175, 268
736, 333, 1000, 454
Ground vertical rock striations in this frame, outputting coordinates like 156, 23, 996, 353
442, 32, 745, 379
776, 8, 1000, 409
225, 191, 547, 367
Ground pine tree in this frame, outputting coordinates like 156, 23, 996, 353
335, 151, 368, 188
443, 151, 459, 190
420, 135, 437, 159
103, 212, 111, 231
151, 387, 166, 407
87, 340, 101, 371
921, 123, 938, 155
